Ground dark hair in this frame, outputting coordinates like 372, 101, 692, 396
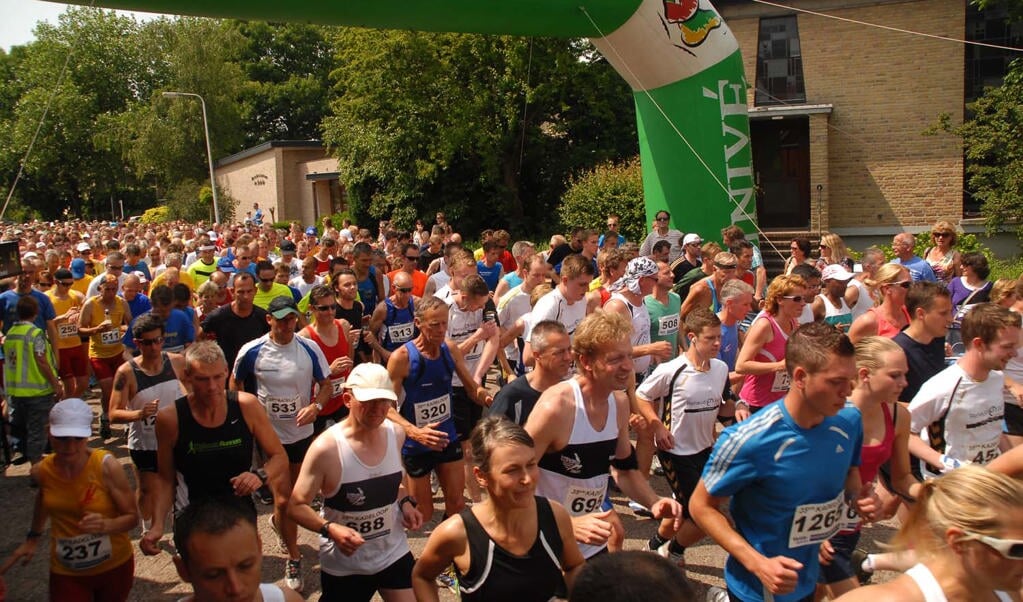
309, 284, 334, 303
482, 240, 501, 253
791, 237, 811, 256
173, 497, 258, 565
150, 284, 173, 307
684, 308, 721, 337
233, 272, 256, 287
352, 242, 373, 257
459, 274, 490, 298
652, 240, 671, 253
962, 302, 1022, 345
132, 312, 165, 341
728, 239, 753, 255
469, 415, 534, 473
16, 294, 38, 321
906, 281, 951, 316
255, 260, 274, 274
961, 251, 990, 280
570, 551, 694, 602
172, 283, 191, 304
790, 263, 821, 282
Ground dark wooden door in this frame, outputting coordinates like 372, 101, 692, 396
752, 117, 810, 229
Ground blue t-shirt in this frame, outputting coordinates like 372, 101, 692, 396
702, 401, 863, 602
476, 260, 503, 292
718, 321, 739, 371
122, 294, 153, 346
125, 261, 151, 281
0, 290, 56, 360
502, 271, 524, 290
357, 266, 379, 316
126, 308, 194, 352
894, 255, 936, 282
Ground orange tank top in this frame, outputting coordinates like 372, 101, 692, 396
39, 450, 133, 576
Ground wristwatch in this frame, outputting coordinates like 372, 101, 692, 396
399, 495, 417, 510
319, 521, 334, 537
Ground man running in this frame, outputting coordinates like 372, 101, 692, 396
365, 271, 418, 362
490, 320, 573, 426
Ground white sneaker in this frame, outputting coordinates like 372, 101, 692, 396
705, 585, 728, 602
628, 500, 653, 518
656, 539, 686, 570
268, 514, 288, 553
285, 558, 303, 593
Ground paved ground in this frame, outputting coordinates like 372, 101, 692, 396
0, 396, 899, 601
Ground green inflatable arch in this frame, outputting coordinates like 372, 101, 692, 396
71, 0, 757, 237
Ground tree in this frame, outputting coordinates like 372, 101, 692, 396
322, 30, 637, 235
559, 157, 645, 242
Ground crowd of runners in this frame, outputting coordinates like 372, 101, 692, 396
0, 210, 1022, 602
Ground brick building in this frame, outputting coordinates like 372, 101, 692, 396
214, 140, 344, 227
718, 0, 1017, 256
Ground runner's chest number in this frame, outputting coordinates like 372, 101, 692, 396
414, 394, 451, 428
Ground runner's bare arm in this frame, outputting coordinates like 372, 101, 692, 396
735, 317, 782, 376
108, 364, 140, 423
448, 340, 492, 407
411, 516, 468, 602
287, 434, 337, 533
239, 392, 288, 495
550, 501, 586, 589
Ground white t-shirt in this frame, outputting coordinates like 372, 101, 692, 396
524, 287, 586, 341
909, 362, 1004, 477
637, 356, 728, 455
443, 296, 483, 388
497, 284, 532, 364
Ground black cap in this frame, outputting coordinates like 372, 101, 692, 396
280, 240, 296, 253
267, 296, 300, 319
54, 268, 73, 280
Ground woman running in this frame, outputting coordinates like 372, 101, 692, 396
300, 284, 355, 433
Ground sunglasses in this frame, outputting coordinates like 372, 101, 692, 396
38, 281, 52, 287
58, 280, 73, 286
396, 287, 413, 293
888, 280, 912, 289
53, 435, 87, 442
259, 277, 274, 283
962, 532, 1023, 560
655, 217, 669, 222
137, 336, 164, 347
405, 255, 419, 260
933, 232, 952, 238
313, 304, 336, 312
782, 295, 806, 303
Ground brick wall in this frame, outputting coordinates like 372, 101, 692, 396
723, 0, 964, 231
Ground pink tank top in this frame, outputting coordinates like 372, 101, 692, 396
739, 311, 793, 408
868, 306, 910, 338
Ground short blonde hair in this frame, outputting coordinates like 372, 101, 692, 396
930, 220, 958, 246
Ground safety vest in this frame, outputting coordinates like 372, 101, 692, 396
3, 321, 56, 397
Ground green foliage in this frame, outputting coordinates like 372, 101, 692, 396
322, 31, 637, 236
140, 206, 170, 223
558, 157, 645, 241
160, 181, 233, 223
990, 255, 1023, 281
877, 231, 992, 262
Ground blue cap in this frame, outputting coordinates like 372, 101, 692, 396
70, 258, 86, 279
217, 257, 236, 274
305, 226, 317, 236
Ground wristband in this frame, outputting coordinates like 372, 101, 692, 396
399, 495, 417, 510
26, 529, 42, 540
735, 400, 749, 409
253, 468, 268, 485
318, 521, 334, 538
314, 402, 323, 412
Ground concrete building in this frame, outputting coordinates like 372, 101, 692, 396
214, 140, 345, 227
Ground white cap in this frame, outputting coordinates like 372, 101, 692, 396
821, 264, 855, 281
50, 398, 93, 438
345, 363, 397, 402
23, 251, 38, 259
35, 241, 46, 249
199, 244, 217, 252
132, 270, 148, 284
683, 233, 702, 246
76, 242, 91, 252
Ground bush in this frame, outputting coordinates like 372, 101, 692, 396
878, 231, 992, 263
140, 206, 170, 224
558, 157, 645, 242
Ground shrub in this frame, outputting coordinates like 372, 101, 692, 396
558, 157, 645, 242
140, 206, 170, 223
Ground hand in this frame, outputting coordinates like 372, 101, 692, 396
78, 512, 107, 534
330, 356, 353, 376
735, 406, 751, 422
628, 412, 648, 431
752, 555, 803, 595
6, 539, 38, 567
230, 471, 263, 497
411, 423, 449, 451
295, 404, 319, 427
99, 319, 113, 329
142, 400, 159, 419
401, 503, 424, 531
854, 484, 881, 523
648, 340, 673, 361
653, 423, 675, 451
53, 381, 65, 400
477, 320, 497, 341
939, 454, 967, 472
571, 510, 613, 545
649, 497, 683, 532
363, 331, 378, 347
326, 523, 365, 556
349, 329, 362, 343
140, 527, 163, 555
819, 539, 835, 566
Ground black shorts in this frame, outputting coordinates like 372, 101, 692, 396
1005, 402, 1023, 436
130, 449, 158, 473
321, 552, 414, 602
402, 441, 464, 478
656, 447, 711, 520
452, 386, 483, 442
314, 405, 350, 436
817, 530, 861, 584
283, 435, 315, 465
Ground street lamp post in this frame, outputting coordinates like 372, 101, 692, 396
162, 91, 220, 224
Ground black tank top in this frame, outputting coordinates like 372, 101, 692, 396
457, 496, 566, 602
172, 392, 255, 513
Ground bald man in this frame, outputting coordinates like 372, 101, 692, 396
365, 271, 418, 362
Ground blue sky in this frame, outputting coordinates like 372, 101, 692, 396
0, 1, 159, 51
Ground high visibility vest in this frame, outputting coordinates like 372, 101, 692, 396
3, 322, 56, 397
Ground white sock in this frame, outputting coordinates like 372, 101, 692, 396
861, 554, 876, 573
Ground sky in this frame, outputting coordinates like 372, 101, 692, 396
0, 0, 160, 51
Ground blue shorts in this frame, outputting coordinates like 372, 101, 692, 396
818, 530, 861, 584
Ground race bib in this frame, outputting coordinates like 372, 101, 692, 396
265, 396, 300, 421
330, 377, 345, 398
788, 493, 843, 548
339, 505, 393, 541
56, 533, 112, 571
58, 322, 79, 339
657, 314, 679, 337
414, 394, 451, 428
967, 439, 1001, 465
840, 501, 861, 531
565, 484, 605, 516
771, 370, 791, 393
387, 322, 415, 343
140, 413, 157, 432
100, 330, 120, 345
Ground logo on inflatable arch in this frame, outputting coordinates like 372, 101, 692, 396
662, 0, 722, 49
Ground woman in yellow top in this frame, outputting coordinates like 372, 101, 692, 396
47, 267, 89, 398
5, 398, 137, 601
78, 274, 131, 440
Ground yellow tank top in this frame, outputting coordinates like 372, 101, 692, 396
86, 297, 128, 358
39, 450, 133, 576
70, 275, 92, 298
47, 290, 85, 350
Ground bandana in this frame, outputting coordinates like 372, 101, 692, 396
609, 256, 658, 294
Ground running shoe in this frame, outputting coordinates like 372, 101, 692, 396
430, 471, 440, 495
851, 548, 873, 585
628, 500, 653, 518
255, 484, 273, 505
705, 586, 729, 602
268, 514, 288, 553
655, 540, 686, 571
436, 564, 458, 593
285, 558, 303, 593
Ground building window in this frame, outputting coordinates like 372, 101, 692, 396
755, 15, 806, 106
965, 3, 1023, 103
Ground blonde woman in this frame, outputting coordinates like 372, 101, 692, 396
922, 220, 962, 285
836, 466, 1023, 602
848, 264, 911, 344
816, 232, 854, 272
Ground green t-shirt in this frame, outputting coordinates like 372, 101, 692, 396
645, 291, 682, 361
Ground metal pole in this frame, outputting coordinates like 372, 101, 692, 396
163, 92, 221, 224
